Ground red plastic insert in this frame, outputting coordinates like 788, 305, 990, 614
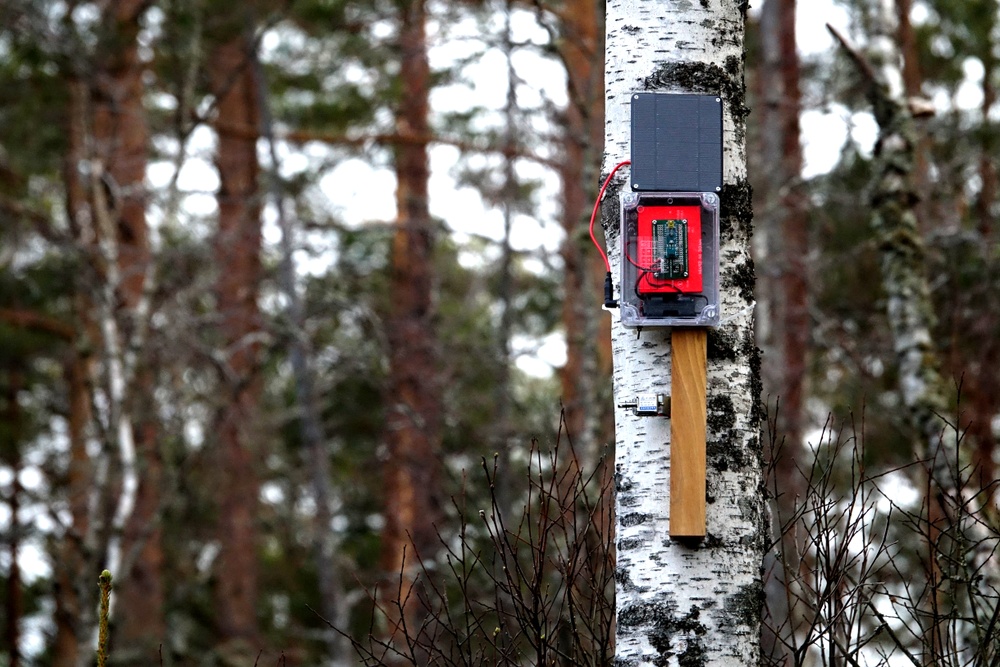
634, 204, 703, 294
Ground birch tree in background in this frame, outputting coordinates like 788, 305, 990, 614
603, 1, 764, 663
830, 22, 1000, 602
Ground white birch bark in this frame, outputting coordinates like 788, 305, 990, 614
605, 2, 764, 665
829, 26, 1000, 604
89, 160, 138, 582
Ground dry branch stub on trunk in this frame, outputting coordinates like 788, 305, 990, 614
605, 2, 763, 665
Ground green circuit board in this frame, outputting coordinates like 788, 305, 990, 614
651, 219, 688, 280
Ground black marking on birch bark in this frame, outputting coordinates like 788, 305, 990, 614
619, 598, 708, 667
613, 659, 640, 667
615, 464, 633, 492
616, 567, 650, 593
619, 494, 641, 508
738, 494, 764, 531
707, 326, 738, 360
697, 532, 724, 548
618, 599, 678, 629
743, 329, 765, 425
619, 537, 644, 551
707, 394, 736, 433
720, 179, 753, 243
719, 580, 764, 632
621, 512, 651, 527
707, 437, 749, 472
699, 0, 709, 8
622, 24, 641, 34
642, 57, 749, 124
723, 257, 755, 304
600, 180, 627, 242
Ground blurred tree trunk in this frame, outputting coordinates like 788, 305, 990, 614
755, 16, 794, 664
493, 0, 516, 486
895, 0, 932, 231
758, 0, 806, 472
209, 30, 263, 647
549, 0, 615, 648
52, 352, 94, 667
88, 1, 164, 656
52, 76, 98, 667
968, 32, 998, 503
556, 0, 608, 466
830, 22, 999, 598
605, 1, 763, 664
381, 0, 442, 641
252, 43, 347, 663
755, 0, 784, 420
759, 12, 806, 661
776, 0, 808, 461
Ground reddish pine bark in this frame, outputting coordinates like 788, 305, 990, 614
381, 0, 442, 632
969, 53, 997, 500
557, 0, 607, 460
51, 77, 92, 667
89, 2, 164, 652
209, 33, 263, 644
552, 0, 614, 634
776, 0, 808, 467
51, 353, 93, 667
895, 0, 932, 231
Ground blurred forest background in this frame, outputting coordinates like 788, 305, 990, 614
0, 0, 997, 665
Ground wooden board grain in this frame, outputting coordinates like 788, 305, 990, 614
670, 328, 707, 538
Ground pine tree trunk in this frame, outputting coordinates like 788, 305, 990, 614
754, 0, 784, 421
52, 76, 93, 667
89, 1, 164, 654
894, 0, 932, 231
381, 0, 442, 639
558, 0, 609, 464
969, 51, 998, 502
605, 2, 763, 664
209, 31, 263, 646
776, 0, 807, 459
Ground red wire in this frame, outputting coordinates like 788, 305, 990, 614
589, 160, 631, 272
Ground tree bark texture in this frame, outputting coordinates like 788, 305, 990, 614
557, 0, 610, 464
209, 32, 263, 645
381, 0, 443, 632
89, 1, 165, 654
52, 76, 92, 667
753, 0, 784, 424
829, 25, 999, 601
894, 0, 932, 232
775, 0, 808, 460
605, 2, 763, 665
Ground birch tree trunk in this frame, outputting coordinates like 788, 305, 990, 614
604, 2, 764, 664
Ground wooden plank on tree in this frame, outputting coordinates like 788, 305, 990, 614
670, 328, 707, 538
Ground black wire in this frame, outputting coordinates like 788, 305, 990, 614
635, 270, 682, 297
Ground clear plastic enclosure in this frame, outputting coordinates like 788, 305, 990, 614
619, 191, 721, 328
